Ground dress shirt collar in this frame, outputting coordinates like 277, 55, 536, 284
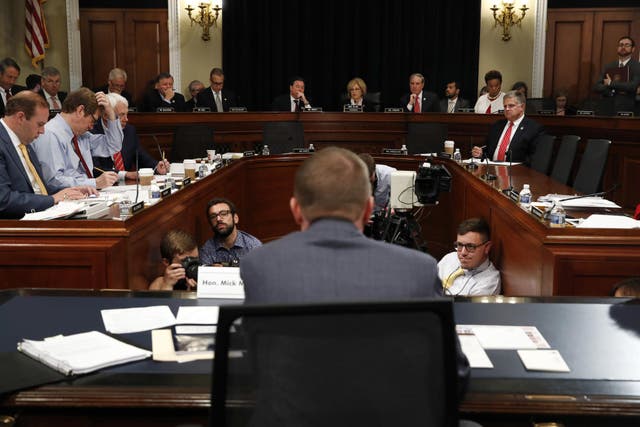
620, 58, 631, 67
462, 257, 492, 275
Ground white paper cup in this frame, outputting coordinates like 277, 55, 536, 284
444, 140, 455, 155
207, 149, 216, 161
183, 159, 197, 180
139, 168, 154, 186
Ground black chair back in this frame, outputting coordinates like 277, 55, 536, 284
262, 121, 305, 154
550, 135, 580, 184
406, 122, 448, 155
171, 125, 215, 162
530, 134, 556, 175
211, 299, 459, 427
573, 139, 611, 194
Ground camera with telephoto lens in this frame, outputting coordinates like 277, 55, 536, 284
181, 256, 202, 281
414, 164, 452, 205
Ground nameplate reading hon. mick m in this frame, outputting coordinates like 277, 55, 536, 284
197, 267, 245, 299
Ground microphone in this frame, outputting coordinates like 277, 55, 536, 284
501, 148, 514, 194
482, 149, 496, 181
559, 183, 620, 202
134, 149, 140, 204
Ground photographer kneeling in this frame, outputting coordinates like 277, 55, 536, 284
149, 230, 200, 291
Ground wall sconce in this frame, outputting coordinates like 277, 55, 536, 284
185, 2, 222, 41
490, 0, 529, 41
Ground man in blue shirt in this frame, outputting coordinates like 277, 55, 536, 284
199, 197, 262, 265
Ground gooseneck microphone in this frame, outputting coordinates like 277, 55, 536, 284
501, 148, 513, 193
559, 183, 620, 202
482, 149, 497, 181
134, 149, 140, 204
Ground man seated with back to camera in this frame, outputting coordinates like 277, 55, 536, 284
149, 229, 199, 291
199, 197, 262, 266
438, 218, 501, 296
358, 153, 396, 213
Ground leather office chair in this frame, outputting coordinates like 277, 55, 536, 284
573, 138, 611, 194
550, 135, 580, 185
211, 300, 460, 427
525, 97, 548, 115
171, 125, 215, 162
406, 122, 448, 155
530, 134, 556, 175
262, 121, 305, 154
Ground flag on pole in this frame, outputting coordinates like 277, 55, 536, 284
25, 0, 50, 67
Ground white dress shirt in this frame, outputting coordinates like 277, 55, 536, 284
437, 251, 501, 296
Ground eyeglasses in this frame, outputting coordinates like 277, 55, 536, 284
453, 241, 488, 252
209, 210, 232, 220
618, 42, 633, 47
87, 113, 100, 124
503, 103, 521, 110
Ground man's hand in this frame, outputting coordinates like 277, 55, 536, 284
160, 86, 175, 101
95, 171, 118, 189
409, 93, 418, 105
160, 263, 196, 290
95, 91, 116, 121
73, 186, 99, 197
52, 188, 86, 204
298, 92, 309, 106
155, 159, 170, 175
604, 73, 612, 86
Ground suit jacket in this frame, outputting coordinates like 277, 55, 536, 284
0, 85, 27, 117
0, 123, 62, 218
93, 84, 134, 106
91, 121, 157, 173
272, 94, 310, 112
484, 116, 545, 166
594, 59, 640, 113
196, 87, 239, 112
140, 90, 186, 112
184, 98, 197, 112
38, 89, 67, 108
341, 98, 376, 112
439, 97, 470, 113
401, 91, 440, 113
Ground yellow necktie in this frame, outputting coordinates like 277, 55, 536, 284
443, 267, 465, 289
18, 143, 48, 195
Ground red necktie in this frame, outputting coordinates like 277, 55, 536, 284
496, 122, 513, 161
485, 104, 491, 114
634, 203, 640, 220
72, 136, 93, 178
414, 97, 421, 113
113, 152, 125, 172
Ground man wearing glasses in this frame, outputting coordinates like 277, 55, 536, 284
594, 36, 640, 115
196, 68, 239, 112
437, 217, 501, 296
32, 88, 122, 189
200, 197, 262, 266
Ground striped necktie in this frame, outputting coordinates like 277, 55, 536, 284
18, 143, 48, 195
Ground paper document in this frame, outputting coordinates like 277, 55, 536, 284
538, 194, 621, 209
458, 334, 493, 368
577, 214, 640, 229
17, 331, 151, 376
175, 325, 218, 334
152, 329, 214, 363
20, 201, 83, 220
462, 159, 522, 166
101, 305, 176, 334
176, 306, 220, 325
518, 349, 570, 372
458, 325, 550, 350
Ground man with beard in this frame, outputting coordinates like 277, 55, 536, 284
200, 197, 262, 266
439, 81, 470, 113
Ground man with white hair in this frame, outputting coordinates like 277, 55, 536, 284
93, 92, 169, 179
94, 68, 134, 105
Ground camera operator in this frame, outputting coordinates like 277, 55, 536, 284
358, 153, 397, 213
149, 230, 199, 291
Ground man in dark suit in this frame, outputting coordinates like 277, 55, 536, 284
440, 81, 470, 113
184, 80, 205, 111
140, 72, 186, 112
196, 68, 239, 112
0, 92, 96, 219
594, 36, 640, 115
38, 66, 67, 110
472, 90, 545, 166
0, 58, 27, 117
271, 76, 312, 111
400, 72, 440, 113
94, 68, 134, 106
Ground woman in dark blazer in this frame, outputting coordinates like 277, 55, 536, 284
343, 77, 375, 112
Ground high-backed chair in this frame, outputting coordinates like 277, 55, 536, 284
550, 135, 580, 185
573, 139, 611, 194
262, 121, 305, 154
171, 125, 215, 162
406, 122, 448, 155
211, 300, 459, 427
530, 134, 556, 175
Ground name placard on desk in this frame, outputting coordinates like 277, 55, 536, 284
156, 107, 175, 113
343, 104, 363, 112
617, 111, 634, 117
197, 267, 245, 299
229, 107, 248, 112
192, 107, 211, 113
384, 107, 403, 113
577, 110, 594, 116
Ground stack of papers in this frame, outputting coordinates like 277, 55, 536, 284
577, 214, 640, 229
538, 194, 621, 209
20, 201, 84, 220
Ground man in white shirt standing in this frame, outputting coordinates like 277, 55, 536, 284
474, 69, 505, 114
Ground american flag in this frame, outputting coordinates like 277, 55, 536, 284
25, 0, 49, 67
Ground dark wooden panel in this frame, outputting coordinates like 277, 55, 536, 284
79, 10, 126, 90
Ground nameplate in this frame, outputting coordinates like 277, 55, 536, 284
292, 147, 310, 153
577, 110, 594, 116
131, 201, 145, 214
537, 110, 554, 115
497, 109, 504, 114
617, 111, 634, 117
302, 107, 323, 112
382, 148, 404, 155
160, 187, 171, 198
229, 107, 248, 112
456, 108, 475, 113
243, 150, 255, 157
531, 205, 545, 220
193, 107, 211, 112
182, 177, 191, 186
384, 108, 403, 113
197, 267, 245, 299
156, 107, 175, 113
343, 104, 363, 112
507, 190, 520, 202
127, 106, 138, 112
49, 109, 61, 114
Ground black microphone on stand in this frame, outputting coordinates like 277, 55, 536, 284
558, 183, 620, 202
482, 148, 496, 181
501, 148, 514, 194
134, 149, 140, 204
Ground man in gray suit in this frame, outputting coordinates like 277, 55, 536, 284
440, 80, 471, 113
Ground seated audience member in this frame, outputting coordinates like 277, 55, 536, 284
611, 277, 640, 297
149, 230, 199, 291
358, 153, 397, 212
93, 93, 169, 179
511, 81, 528, 98
32, 88, 122, 189
25, 74, 41, 92
184, 80, 205, 111
440, 80, 470, 113
141, 72, 186, 112
553, 89, 577, 116
474, 70, 505, 114
438, 218, 501, 296
471, 90, 545, 165
39, 66, 67, 110
344, 77, 375, 112
0, 57, 27, 117
0, 92, 97, 219
271, 76, 312, 111
200, 197, 262, 266
401, 72, 440, 112
196, 68, 239, 112
94, 67, 134, 105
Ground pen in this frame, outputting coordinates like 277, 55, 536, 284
94, 167, 109, 174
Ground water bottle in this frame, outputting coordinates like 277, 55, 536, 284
308, 143, 315, 152
453, 148, 462, 164
549, 204, 566, 227
262, 144, 270, 156
519, 184, 532, 211
198, 163, 208, 178
149, 183, 161, 199
400, 144, 408, 155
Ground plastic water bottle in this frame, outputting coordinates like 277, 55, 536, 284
549, 204, 566, 227
400, 144, 408, 155
519, 184, 532, 211
308, 143, 315, 152
198, 163, 208, 178
453, 148, 462, 164
262, 144, 270, 156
